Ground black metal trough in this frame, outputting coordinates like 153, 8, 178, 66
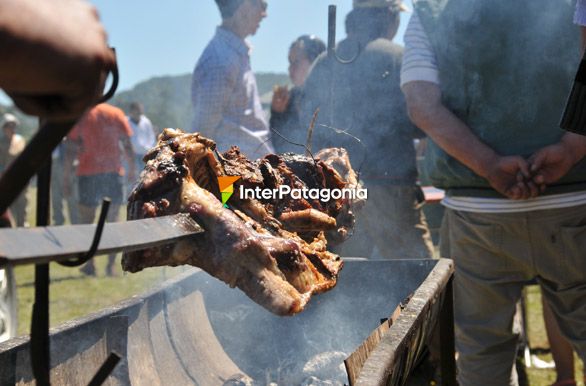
0, 258, 454, 385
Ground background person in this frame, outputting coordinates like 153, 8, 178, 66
127, 101, 156, 179
191, 0, 273, 158
401, 1, 586, 385
270, 35, 326, 153
301, 0, 433, 260
65, 103, 135, 277
0, 114, 28, 227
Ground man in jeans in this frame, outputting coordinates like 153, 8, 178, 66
65, 103, 135, 276
402, 1, 586, 385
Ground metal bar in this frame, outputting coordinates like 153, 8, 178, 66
439, 276, 456, 386
327, 5, 336, 128
86, 352, 121, 386
30, 157, 52, 386
327, 5, 336, 58
0, 214, 203, 268
58, 199, 110, 267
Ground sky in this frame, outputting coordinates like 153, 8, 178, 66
0, 1, 414, 105
92, 0, 413, 92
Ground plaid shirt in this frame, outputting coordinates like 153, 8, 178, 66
191, 27, 274, 158
576, 0, 586, 26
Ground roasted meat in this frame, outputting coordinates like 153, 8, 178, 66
123, 129, 361, 316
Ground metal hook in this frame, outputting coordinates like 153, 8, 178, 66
328, 5, 361, 64
99, 47, 119, 103
58, 198, 111, 267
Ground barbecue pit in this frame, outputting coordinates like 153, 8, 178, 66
0, 258, 454, 385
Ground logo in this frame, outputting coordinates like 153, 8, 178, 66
217, 176, 241, 207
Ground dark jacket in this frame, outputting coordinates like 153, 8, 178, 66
301, 37, 423, 185
269, 86, 306, 153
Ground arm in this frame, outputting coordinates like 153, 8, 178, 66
529, 132, 586, 187
402, 81, 535, 199
0, 0, 115, 120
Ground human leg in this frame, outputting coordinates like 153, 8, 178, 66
441, 209, 533, 386
542, 297, 575, 385
102, 173, 124, 276
529, 205, 586, 382
77, 175, 100, 275
51, 160, 65, 225
10, 190, 28, 227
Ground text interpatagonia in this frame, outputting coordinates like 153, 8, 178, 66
239, 184, 367, 202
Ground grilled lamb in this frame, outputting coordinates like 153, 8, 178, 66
123, 129, 360, 316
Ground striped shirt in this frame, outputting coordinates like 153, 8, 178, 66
400, 13, 586, 213
576, 0, 586, 26
191, 27, 274, 158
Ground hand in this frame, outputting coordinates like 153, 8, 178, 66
484, 156, 538, 199
0, 0, 115, 121
271, 85, 290, 113
529, 143, 576, 189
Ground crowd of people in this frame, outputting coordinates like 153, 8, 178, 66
2, 0, 586, 384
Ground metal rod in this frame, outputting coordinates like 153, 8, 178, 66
86, 352, 121, 386
327, 5, 336, 127
439, 277, 457, 386
30, 156, 52, 386
327, 5, 336, 58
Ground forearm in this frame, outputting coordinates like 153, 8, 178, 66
402, 81, 498, 179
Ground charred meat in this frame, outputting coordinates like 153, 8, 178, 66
123, 129, 360, 315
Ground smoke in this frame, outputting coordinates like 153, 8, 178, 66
202, 259, 424, 385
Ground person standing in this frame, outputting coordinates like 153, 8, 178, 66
65, 103, 135, 276
270, 35, 326, 153
127, 102, 156, 176
401, 1, 586, 385
191, 0, 273, 158
0, 113, 28, 227
301, 0, 433, 260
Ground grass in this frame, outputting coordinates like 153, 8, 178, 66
14, 255, 186, 337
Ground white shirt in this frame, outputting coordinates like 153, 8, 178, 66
400, 13, 586, 213
128, 115, 156, 156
